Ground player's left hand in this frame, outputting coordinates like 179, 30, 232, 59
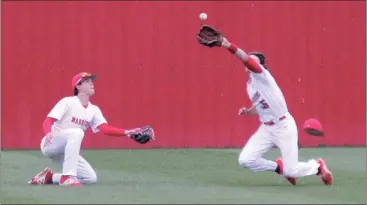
221, 37, 231, 48
197, 25, 224, 48
126, 126, 155, 144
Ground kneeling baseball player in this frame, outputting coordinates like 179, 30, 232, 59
197, 25, 333, 185
28, 72, 155, 186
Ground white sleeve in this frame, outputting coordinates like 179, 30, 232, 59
90, 106, 108, 133
47, 97, 70, 120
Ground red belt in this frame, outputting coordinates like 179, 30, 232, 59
263, 115, 286, 126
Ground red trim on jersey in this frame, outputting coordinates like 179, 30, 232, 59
97, 123, 127, 136
43, 117, 56, 135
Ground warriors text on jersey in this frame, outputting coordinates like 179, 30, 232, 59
47, 96, 107, 133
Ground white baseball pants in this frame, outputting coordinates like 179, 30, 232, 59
238, 114, 320, 178
40, 128, 97, 184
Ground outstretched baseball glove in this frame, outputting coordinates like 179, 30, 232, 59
127, 126, 155, 144
197, 25, 224, 48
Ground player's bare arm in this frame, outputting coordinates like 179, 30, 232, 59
238, 106, 257, 116
221, 37, 262, 73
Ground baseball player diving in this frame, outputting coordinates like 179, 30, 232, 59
197, 25, 333, 185
28, 72, 155, 186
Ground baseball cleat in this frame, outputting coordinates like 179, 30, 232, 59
276, 158, 297, 185
59, 175, 82, 186
28, 167, 53, 185
317, 158, 333, 185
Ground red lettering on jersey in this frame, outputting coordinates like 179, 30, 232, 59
251, 91, 261, 102
71, 117, 91, 127
83, 120, 89, 126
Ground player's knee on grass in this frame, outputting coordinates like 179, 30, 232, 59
78, 171, 97, 184
238, 155, 257, 169
283, 167, 298, 178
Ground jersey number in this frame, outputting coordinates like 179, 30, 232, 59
259, 99, 270, 109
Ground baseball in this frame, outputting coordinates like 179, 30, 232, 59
199, 13, 207, 21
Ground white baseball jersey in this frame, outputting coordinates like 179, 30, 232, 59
47, 96, 107, 133
246, 65, 289, 123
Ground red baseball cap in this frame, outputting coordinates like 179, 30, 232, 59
303, 118, 324, 136
71, 72, 97, 89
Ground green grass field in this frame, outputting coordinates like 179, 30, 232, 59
1, 148, 365, 204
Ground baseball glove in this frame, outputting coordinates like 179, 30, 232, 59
197, 25, 224, 48
127, 126, 155, 144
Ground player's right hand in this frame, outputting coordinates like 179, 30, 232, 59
43, 132, 53, 148
238, 107, 249, 115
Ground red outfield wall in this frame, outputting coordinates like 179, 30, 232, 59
2, 1, 365, 149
